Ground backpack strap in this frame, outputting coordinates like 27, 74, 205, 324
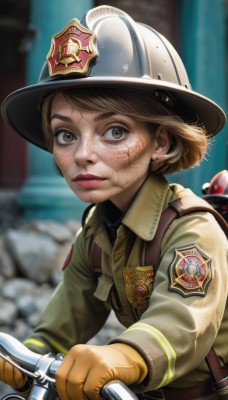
145, 195, 228, 269
205, 347, 228, 392
90, 243, 102, 273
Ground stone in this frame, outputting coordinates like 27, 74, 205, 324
0, 236, 17, 279
5, 229, 58, 283
0, 299, 17, 325
28, 219, 74, 243
0, 278, 37, 301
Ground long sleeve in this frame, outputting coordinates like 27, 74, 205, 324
24, 229, 110, 355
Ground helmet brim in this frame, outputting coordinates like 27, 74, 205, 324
1, 76, 226, 151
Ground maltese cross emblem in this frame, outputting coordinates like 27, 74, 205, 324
46, 18, 98, 77
169, 245, 212, 297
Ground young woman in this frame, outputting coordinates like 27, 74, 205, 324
1, 5, 227, 400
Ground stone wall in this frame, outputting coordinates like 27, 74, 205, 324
0, 199, 123, 396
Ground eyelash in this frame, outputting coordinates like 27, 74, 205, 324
52, 123, 130, 146
53, 129, 75, 146
103, 124, 129, 142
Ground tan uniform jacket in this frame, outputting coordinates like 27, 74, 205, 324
25, 173, 228, 393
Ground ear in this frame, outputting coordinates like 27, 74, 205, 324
151, 126, 171, 160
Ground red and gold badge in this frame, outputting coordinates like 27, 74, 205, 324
46, 18, 98, 77
169, 245, 212, 297
123, 266, 154, 310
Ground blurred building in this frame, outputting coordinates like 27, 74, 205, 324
0, 0, 227, 220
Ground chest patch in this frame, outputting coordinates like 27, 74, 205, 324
123, 266, 154, 310
169, 245, 212, 297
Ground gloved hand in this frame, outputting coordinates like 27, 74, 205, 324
56, 343, 148, 400
0, 356, 30, 394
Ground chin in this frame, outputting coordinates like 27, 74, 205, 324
74, 192, 107, 204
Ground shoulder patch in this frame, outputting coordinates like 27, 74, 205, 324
62, 244, 74, 270
168, 245, 212, 297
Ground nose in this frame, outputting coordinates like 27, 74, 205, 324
74, 135, 97, 165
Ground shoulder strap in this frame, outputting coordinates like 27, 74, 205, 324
90, 243, 102, 273
205, 347, 228, 391
145, 195, 228, 269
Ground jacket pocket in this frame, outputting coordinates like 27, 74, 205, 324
94, 274, 122, 312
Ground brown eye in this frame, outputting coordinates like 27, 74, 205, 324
104, 126, 127, 141
55, 130, 75, 144
62, 132, 74, 142
111, 127, 123, 139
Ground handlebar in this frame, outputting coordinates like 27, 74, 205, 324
0, 333, 139, 400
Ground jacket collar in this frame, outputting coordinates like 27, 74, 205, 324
122, 173, 170, 241
83, 173, 171, 243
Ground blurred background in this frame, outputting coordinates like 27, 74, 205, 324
0, 0, 227, 222
0, 0, 227, 395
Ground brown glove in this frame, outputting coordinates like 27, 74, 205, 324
0, 356, 30, 394
56, 343, 148, 400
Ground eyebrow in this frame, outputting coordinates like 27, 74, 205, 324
93, 112, 116, 121
50, 114, 72, 122
50, 112, 116, 123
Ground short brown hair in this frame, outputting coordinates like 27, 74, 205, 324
41, 88, 209, 175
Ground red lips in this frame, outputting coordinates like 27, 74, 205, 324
74, 173, 103, 181
73, 174, 104, 188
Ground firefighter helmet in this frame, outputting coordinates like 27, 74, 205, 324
202, 170, 228, 221
1, 5, 226, 151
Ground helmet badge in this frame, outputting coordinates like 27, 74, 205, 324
46, 18, 98, 77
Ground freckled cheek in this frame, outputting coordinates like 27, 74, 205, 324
105, 149, 131, 171
53, 150, 72, 173
107, 141, 147, 169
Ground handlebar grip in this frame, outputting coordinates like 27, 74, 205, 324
0, 332, 41, 371
101, 380, 139, 400
0, 333, 139, 400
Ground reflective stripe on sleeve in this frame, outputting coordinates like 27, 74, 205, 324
24, 338, 68, 355
23, 339, 46, 348
120, 322, 176, 388
48, 339, 68, 355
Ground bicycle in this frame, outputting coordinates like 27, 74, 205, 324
0, 332, 138, 400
